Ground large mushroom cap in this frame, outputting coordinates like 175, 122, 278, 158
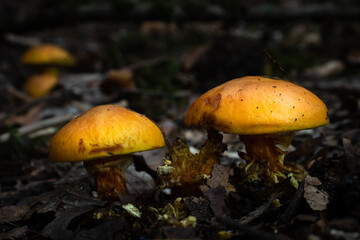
21, 44, 75, 66
185, 76, 329, 135
49, 105, 165, 162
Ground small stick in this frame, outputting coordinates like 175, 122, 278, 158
239, 192, 278, 224
0, 113, 77, 142
263, 49, 294, 83
5, 84, 32, 102
280, 179, 305, 223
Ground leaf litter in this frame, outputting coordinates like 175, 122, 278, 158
1, 2, 360, 238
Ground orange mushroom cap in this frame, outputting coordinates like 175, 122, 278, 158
21, 44, 75, 66
185, 76, 329, 135
24, 72, 58, 98
49, 105, 165, 162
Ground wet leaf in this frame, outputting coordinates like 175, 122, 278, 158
304, 176, 330, 211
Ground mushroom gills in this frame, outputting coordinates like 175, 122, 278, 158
238, 132, 307, 187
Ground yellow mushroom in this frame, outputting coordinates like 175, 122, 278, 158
49, 105, 165, 199
184, 76, 329, 185
21, 44, 75, 66
21, 44, 75, 98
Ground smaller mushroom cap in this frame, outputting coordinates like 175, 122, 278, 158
49, 105, 165, 162
185, 76, 329, 135
21, 44, 75, 66
24, 72, 58, 98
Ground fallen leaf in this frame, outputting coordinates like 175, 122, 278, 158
42, 206, 94, 240
126, 164, 155, 195
206, 164, 230, 188
304, 176, 330, 211
304, 60, 345, 77
4, 104, 43, 126
0, 226, 27, 240
204, 186, 230, 217
75, 218, 126, 240
0, 205, 29, 224
100, 68, 136, 94
182, 44, 211, 71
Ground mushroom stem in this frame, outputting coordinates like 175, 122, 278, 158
83, 155, 132, 199
239, 132, 306, 185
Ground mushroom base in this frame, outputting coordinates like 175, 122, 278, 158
238, 132, 306, 187
83, 155, 132, 199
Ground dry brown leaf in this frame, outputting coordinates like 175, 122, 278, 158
42, 206, 94, 240
140, 21, 177, 36
0, 205, 29, 224
4, 104, 43, 126
182, 44, 211, 71
304, 175, 330, 211
207, 164, 230, 189
100, 68, 136, 94
204, 185, 230, 217
126, 165, 155, 194
0, 226, 28, 240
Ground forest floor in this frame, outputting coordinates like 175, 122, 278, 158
0, 1, 360, 239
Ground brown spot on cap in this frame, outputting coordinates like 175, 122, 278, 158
213, 93, 221, 109
204, 97, 211, 106
204, 94, 222, 110
89, 144, 123, 155
78, 138, 86, 153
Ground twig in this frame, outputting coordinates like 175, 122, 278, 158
5, 84, 33, 102
239, 192, 278, 224
4, 33, 42, 47
263, 49, 294, 83
217, 216, 290, 240
0, 113, 77, 142
280, 180, 305, 223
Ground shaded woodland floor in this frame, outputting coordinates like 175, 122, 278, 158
0, 1, 360, 239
